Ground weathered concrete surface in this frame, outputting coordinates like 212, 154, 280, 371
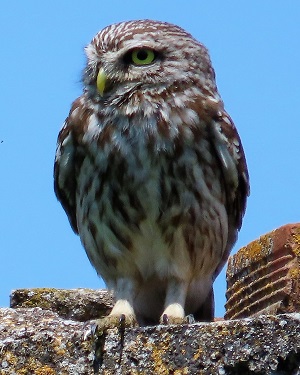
100, 314, 300, 374
10, 288, 115, 322
1, 306, 299, 374
0, 307, 94, 374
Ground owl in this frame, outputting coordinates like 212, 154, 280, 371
54, 20, 249, 328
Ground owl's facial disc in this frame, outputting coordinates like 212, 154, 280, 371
96, 47, 160, 97
96, 48, 158, 97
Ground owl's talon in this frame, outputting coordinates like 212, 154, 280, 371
185, 314, 196, 324
90, 321, 98, 337
162, 314, 169, 324
160, 314, 186, 325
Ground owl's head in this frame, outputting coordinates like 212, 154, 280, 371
83, 20, 217, 106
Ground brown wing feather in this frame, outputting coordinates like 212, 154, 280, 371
196, 97, 250, 279
202, 97, 250, 227
54, 97, 88, 234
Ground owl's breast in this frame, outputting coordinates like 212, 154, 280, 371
75, 115, 228, 285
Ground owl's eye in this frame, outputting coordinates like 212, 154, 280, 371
126, 49, 157, 66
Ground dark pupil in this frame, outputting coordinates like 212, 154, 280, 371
136, 50, 148, 61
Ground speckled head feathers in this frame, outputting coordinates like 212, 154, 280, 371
90, 19, 197, 52
83, 19, 217, 102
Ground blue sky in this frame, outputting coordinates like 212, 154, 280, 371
1, 1, 299, 318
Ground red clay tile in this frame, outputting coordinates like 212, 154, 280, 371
225, 224, 300, 319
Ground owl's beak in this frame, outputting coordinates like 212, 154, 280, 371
96, 68, 107, 97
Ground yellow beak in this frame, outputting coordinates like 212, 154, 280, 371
96, 68, 107, 97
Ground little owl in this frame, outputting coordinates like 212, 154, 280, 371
54, 20, 249, 328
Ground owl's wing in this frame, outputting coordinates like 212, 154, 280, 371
198, 98, 250, 225
54, 98, 84, 234
201, 98, 250, 279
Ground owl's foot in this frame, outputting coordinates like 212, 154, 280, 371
161, 313, 195, 325
94, 298, 138, 336
94, 313, 138, 336
161, 313, 185, 325
160, 302, 186, 325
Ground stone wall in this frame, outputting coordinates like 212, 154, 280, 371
1, 302, 299, 374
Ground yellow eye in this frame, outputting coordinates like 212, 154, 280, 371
131, 49, 156, 65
